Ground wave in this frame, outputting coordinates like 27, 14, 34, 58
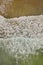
0, 15, 43, 57
0, 15, 43, 38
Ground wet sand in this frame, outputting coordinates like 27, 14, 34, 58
0, 0, 43, 18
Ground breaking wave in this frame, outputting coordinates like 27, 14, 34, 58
0, 15, 43, 58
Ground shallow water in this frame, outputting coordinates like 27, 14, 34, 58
0, 0, 43, 18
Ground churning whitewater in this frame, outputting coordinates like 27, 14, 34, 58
0, 15, 43, 57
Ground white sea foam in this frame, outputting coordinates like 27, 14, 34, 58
0, 15, 43, 38
0, 37, 43, 57
0, 15, 43, 57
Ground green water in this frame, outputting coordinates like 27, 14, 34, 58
0, 47, 43, 65
0, 37, 43, 65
